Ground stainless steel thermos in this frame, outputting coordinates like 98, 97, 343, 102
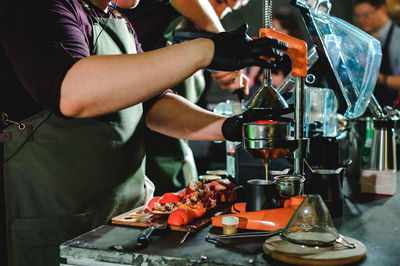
370, 119, 397, 170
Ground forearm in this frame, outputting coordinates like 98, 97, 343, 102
386, 75, 400, 90
170, 0, 224, 33
60, 38, 214, 117
145, 93, 226, 141
377, 73, 400, 91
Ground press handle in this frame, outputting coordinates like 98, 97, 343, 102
259, 28, 308, 78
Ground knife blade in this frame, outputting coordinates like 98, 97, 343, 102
136, 218, 168, 249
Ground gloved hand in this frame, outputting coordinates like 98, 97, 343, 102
222, 107, 292, 142
222, 114, 243, 142
207, 23, 288, 71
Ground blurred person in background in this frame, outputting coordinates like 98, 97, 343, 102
353, 0, 400, 108
122, 0, 250, 195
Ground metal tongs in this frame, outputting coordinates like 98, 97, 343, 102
206, 230, 356, 249
207, 195, 356, 249
206, 230, 281, 241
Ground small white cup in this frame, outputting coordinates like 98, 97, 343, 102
222, 216, 239, 235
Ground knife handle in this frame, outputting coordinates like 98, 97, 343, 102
136, 226, 155, 248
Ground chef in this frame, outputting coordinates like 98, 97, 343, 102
0, 0, 286, 265
123, 0, 251, 195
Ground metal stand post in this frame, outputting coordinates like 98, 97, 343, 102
294, 77, 305, 176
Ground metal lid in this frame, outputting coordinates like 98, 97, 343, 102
222, 216, 239, 226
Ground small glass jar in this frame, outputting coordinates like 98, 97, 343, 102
206, 170, 229, 178
199, 174, 221, 183
222, 216, 239, 235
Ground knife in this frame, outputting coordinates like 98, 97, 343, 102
136, 218, 168, 249
179, 225, 197, 245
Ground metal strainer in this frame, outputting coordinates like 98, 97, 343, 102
280, 194, 355, 248
207, 195, 355, 249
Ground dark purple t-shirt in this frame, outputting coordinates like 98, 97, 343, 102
121, 0, 180, 52
0, 0, 145, 121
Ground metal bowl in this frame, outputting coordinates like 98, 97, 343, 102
242, 121, 290, 141
274, 175, 305, 198
242, 121, 297, 159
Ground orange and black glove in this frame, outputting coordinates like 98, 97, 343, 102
207, 23, 287, 71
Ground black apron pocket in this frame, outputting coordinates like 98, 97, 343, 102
10, 212, 92, 266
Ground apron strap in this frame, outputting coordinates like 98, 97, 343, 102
77, 0, 99, 23
0, 131, 8, 266
1, 116, 9, 265
77, 0, 126, 22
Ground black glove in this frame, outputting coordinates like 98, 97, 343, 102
207, 23, 288, 71
221, 110, 267, 142
222, 107, 295, 142
172, 28, 215, 44
222, 114, 243, 142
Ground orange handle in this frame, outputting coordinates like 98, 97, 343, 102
212, 207, 295, 231
214, 195, 306, 231
259, 28, 308, 78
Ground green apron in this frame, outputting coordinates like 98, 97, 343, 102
164, 16, 206, 103
145, 16, 204, 195
3, 4, 147, 265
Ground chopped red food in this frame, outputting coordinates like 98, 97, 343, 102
146, 193, 181, 214
178, 204, 207, 218
146, 179, 235, 226
256, 120, 277, 124
168, 208, 195, 226
145, 196, 161, 212
159, 192, 181, 205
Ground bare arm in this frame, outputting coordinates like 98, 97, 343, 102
211, 70, 250, 95
170, 0, 224, 33
386, 75, 400, 90
145, 93, 226, 141
60, 38, 213, 118
377, 73, 400, 91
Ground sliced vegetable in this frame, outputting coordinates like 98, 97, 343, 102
159, 192, 181, 205
167, 208, 195, 226
178, 204, 206, 218
145, 196, 161, 212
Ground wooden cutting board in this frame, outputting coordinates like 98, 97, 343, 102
112, 204, 231, 232
263, 235, 367, 265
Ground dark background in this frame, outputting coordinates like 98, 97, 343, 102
222, 0, 354, 35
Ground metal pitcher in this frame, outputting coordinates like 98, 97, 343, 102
304, 160, 351, 218
370, 119, 397, 170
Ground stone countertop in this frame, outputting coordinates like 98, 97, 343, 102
60, 176, 400, 265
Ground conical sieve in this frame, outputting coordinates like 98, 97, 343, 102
280, 194, 355, 248
207, 195, 355, 249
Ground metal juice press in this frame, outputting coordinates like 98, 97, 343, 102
243, 0, 309, 177
240, 0, 383, 208
273, 0, 384, 174
211, 1, 386, 244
